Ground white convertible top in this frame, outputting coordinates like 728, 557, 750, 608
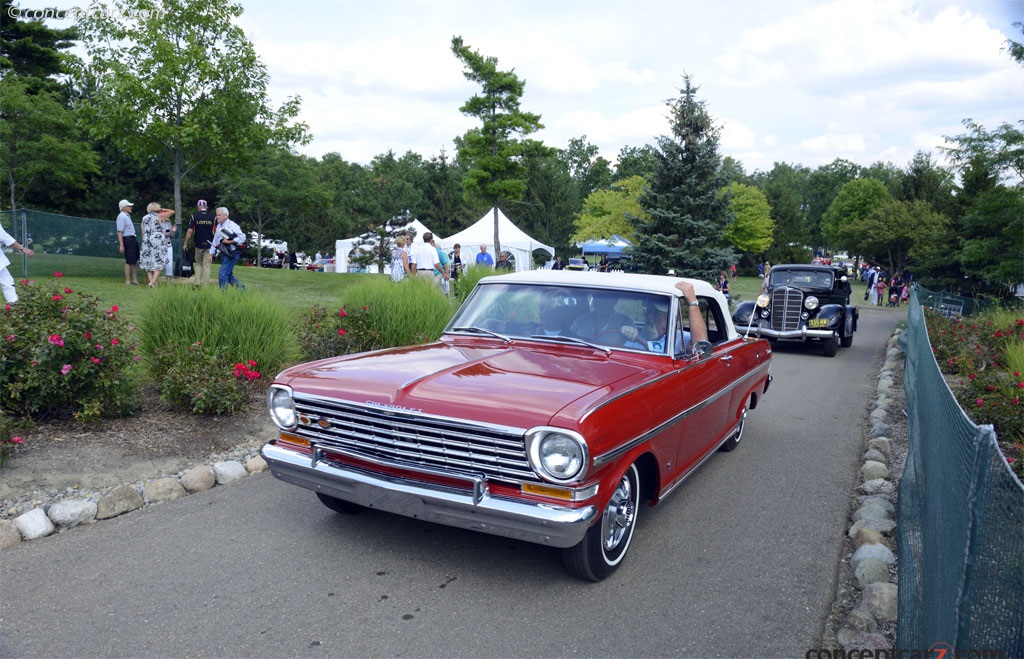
477, 270, 737, 339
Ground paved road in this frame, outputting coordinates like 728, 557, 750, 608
0, 308, 899, 658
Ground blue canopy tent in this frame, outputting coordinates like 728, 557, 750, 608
581, 235, 631, 255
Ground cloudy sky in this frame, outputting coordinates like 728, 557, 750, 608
234, 0, 1022, 174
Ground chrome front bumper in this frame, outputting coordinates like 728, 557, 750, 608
261, 442, 597, 549
736, 324, 835, 340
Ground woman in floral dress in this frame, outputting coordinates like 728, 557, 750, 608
139, 202, 174, 287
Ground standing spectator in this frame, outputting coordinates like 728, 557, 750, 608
717, 271, 730, 301
139, 202, 174, 288
867, 266, 880, 306
476, 244, 494, 267
495, 251, 513, 271
598, 255, 609, 272
116, 199, 140, 286
551, 256, 564, 270
390, 235, 409, 282
161, 211, 176, 282
412, 232, 441, 284
757, 262, 765, 279
764, 262, 772, 280
450, 243, 464, 285
730, 263, 736, 280
431, 235, 451, 296
211, 207, 246, 289
184, 200, 216, 286
0, 220, 33, 303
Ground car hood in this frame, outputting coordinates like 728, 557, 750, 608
275, 339, 653, 429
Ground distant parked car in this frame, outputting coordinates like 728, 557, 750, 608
566, 258, 589, 271
261, 257, 283, 268
262, 271, 773, 581
307, 257, 335, 272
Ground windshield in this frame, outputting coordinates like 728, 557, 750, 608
770, 269, 834, 289
446, 282, 681, 355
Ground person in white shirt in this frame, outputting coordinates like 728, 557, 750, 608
412, 233, 441, 283
0, 221, 34, 303
211, 207, 246, 289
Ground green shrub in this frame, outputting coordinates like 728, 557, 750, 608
453, 265, 496, 304
0, 273, 142, 422
297, 276, 456, 360
137, 286, 297, 414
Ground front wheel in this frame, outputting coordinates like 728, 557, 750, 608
562, 463, 640, 581
821, 334, 839, 357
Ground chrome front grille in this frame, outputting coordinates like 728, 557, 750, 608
292, 396, 534, 482
770, 287, 804, 332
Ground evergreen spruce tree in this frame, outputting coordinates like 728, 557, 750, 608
631, 76, 735, 281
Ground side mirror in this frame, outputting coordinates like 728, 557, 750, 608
692, 340, 713, 360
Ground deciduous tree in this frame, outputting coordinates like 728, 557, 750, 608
721, 182, 774, 254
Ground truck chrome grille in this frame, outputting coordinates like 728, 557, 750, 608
770, 287, 804, 332
291, 396, 535, 482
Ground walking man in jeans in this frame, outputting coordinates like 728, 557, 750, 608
211, 207, 246, 289
184, 199, 216, 285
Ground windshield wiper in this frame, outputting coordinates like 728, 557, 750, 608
450, 326, 512, 344
529, 334, 611, 354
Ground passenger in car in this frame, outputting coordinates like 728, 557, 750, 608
621, 281, 708, 354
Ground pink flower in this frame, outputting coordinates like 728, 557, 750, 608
976, 398, 984, 407
83, 332, 91, 339
54, 272, 63, 278
247, 360, 257, 367
90, 357, 101, 364
61, 364, 72, 375
5, 334, 13, 341
51, 294, 63, 301
111, 305, 118, 312
63, 287, 72, 294
110, 338, 120, 345
338, 328, 345, 336
338, 309, 348, 317
48, 334, 64, 347
968, 374, 976, 380
11, 436, 23, 445
988, 385, 996, 391
362, 306, 369, 311
4, 304, 9, 311
133, 355, 140, 362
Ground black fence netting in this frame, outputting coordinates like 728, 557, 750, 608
898, 287, 1024, 655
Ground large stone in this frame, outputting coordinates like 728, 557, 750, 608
869, 407, 888, 421
848, 517, 897, 538
853, 527, 887, 548
853, 502, 892, 523
856, 582, 898, 623
143, 478, 187, 503
868, 419, 891, 437
858, 478, 895, 495
844, 608, 878, 633
0, 519, 22, 548
96, 484, 144, 520
214, 460, 247, 484
860, 495, 895, 514
867, 438, 891, 457
854, 558, 892, 589
850, 542, 895, 570
245, 455, 268, 473
180, 465, 216, 493
48, 499, 97, 528
860, 461, 890, 481
14, 508, 55, 539
863, 448, 888, 464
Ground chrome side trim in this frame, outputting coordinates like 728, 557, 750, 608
262, 443, 597, 549
592, 360, 771, 468
733, 325, 835, 340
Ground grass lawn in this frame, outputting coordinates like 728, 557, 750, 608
9, 254, 372, 324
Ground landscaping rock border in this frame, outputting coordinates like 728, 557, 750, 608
0, 443, 268, 549
823, 326, 907, 651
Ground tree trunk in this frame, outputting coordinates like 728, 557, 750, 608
492, 202, 501, 257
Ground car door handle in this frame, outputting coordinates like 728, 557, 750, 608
720, 355, 734, 365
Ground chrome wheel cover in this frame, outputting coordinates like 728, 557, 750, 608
601, 471, 636, 552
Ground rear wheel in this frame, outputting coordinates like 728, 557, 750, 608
821, 334, 839, 357
562, 463, 640, 581
316, 492, 364, 515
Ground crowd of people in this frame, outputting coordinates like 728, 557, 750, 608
860, 263, 911, 307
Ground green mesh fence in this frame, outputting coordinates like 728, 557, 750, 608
0, 208, 184, 278
898, 286, 1024, 655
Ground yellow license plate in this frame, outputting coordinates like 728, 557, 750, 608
807, 318, 829, 328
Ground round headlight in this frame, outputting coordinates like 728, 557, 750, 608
756, 294, 770, 308
804, 296, 819, 310
526, 428, 588, 483
268, 386, 296, 429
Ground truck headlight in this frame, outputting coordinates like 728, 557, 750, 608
804, 296, 819, 310
268, 385, 297, 429
526, 428, 588, 483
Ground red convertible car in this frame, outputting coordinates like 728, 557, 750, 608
262, 271, 773, 580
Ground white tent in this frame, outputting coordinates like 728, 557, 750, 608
333, 218, 436, 274
438, 207, 553, 272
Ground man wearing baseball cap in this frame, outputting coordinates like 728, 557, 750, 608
184, 199, 216, 285
116, 199, 140, 285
